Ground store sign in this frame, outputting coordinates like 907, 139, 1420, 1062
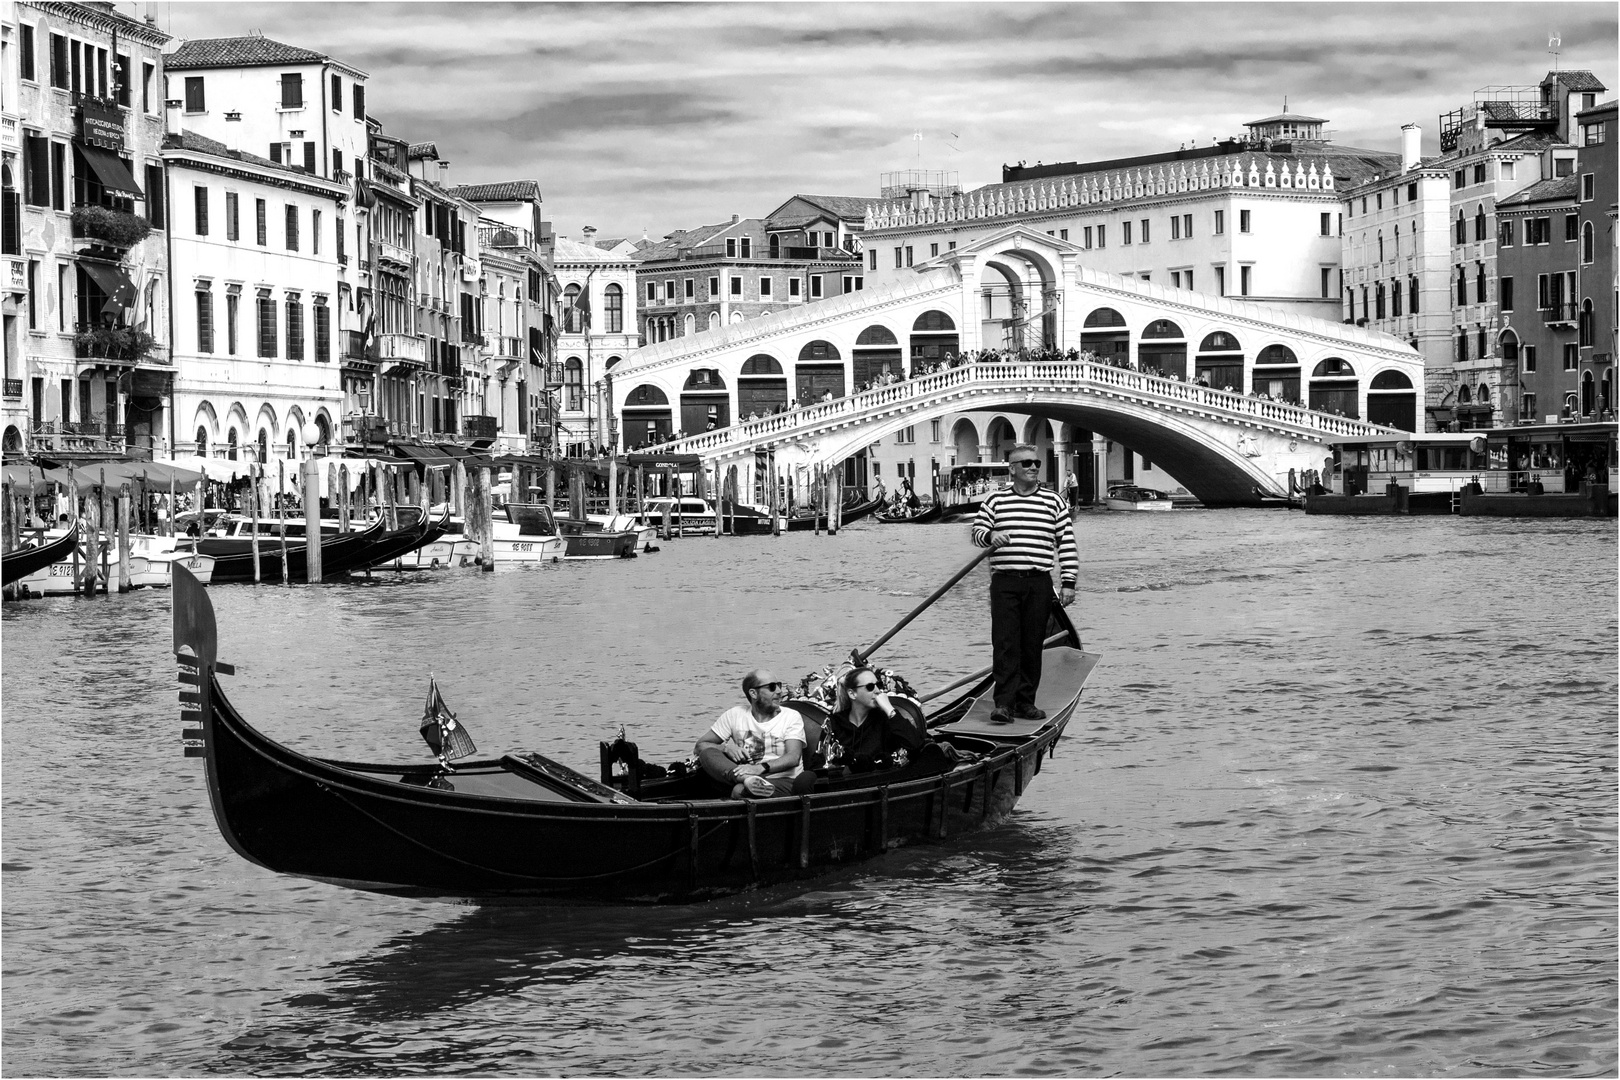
78, 100, 125, 151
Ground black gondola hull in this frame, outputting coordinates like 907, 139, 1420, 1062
2, 522, 81, 585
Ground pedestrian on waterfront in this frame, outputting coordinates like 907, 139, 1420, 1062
971, 444, 1079, 725
695, 669, 812, 798
1064, 472, 1080, 510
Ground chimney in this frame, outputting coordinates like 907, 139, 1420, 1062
731, 214, 739, 223
165, 98, 183, 139
222, 111, 242, 152
582, 225, 597, 246
1400, 123, 1421, 173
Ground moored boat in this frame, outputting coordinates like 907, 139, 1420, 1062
1104, 485, 1174, 512
172, 561, 1098, 902
2, 522, 81, 586
504, 503, 639, 559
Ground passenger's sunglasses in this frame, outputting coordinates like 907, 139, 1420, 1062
749, 681, 786, 693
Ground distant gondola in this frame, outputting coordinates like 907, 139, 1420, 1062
173, 562, 1098, 902
2, 522, 81, 586
875, 503, 944, 524
195, 515, 390, 582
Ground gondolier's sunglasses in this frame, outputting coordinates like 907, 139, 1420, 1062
1011, 459, 1041, 468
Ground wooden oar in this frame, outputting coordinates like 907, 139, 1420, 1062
918, 631, 1069, 708
852, 546, 993, 666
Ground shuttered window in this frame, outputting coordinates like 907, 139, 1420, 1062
286, 295, 304, 360
193, 186, 208, 235
256, 290, 276, 357
196, 289, 214, 353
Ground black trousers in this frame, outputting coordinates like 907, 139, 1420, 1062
990, 571, 1052, 713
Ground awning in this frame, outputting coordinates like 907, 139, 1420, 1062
391, 443, 456, 468
79, 259, 138, 313
77, 145, 143, 198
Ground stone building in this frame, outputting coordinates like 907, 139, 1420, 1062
6, 0, 171, 460
1574, 99, 1616, 419
633, 212, 865, 356
1337, 125, 1454, 425
552, 230, 636, 452
161, 128, 348, 460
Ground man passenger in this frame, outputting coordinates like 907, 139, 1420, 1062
696, 669, 811, 798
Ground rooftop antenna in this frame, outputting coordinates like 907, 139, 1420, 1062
913, 129, 923, 170
1549, 32, 1561, 73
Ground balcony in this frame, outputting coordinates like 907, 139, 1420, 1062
343, 414, 393, 445
71, 205, 152, 250
375, 333, 427, 366
74, 323, 157, 365
541, 362, 565, 389
463, 414, 498, 441
342, 329, 370, 361
1543, 302, 1578, 327
3, 379, 21, 398
376, 239, 413, 270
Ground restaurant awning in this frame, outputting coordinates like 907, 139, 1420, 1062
391, 443, 456, 469
79, 259, 138, 313
77, 145, 143, 198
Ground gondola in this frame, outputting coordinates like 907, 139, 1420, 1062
780, 496, 887, 531
350, 506, 451, 572
874, 503, 944, 524
173, 561, 1098, 903
196, 515, 389, 583
2, 522, 81, 586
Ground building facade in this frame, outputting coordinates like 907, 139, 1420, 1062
1338, 125, 1454, 425
7, 0, 171, 460
1426, 70, 1602, 427
161, 129, 347, 459
1575, 100, 1616, 419
633, 213, 865, 354
552, 232, 636, 453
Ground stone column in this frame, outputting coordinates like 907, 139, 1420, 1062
1092, 433, 1110, 502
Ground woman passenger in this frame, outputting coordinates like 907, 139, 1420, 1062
822, 667, 928, 773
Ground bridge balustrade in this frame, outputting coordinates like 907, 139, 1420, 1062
668, 359, 1394, 456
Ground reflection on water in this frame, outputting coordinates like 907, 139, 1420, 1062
3, 513, 1615, 1076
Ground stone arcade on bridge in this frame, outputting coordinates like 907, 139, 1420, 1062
610, 226, 1425, 506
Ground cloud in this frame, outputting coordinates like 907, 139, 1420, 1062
158, 1, 1616, 238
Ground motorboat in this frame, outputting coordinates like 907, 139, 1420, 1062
503, 503, 639, 559
1104, 485, 1174, 512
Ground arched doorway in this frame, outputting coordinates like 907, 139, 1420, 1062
795, 340, 844, 404
2, 426, 23, 455
909, 310, 958, 374
257, 429, 269, 462
622, 384, 673, 448
1195, 331, 1244, 390
1309, 358, 1359, 417
985, 417, 1018, 461
196, 427, 209, 456
1252, 344, 1301, 403
737, 355, 787, 418
1367, 370, 1417, 430
227, 428, 239, 460
1081, 307, 1128, 366
852, 325, 902, 387
1138, 318, 1186, 379
1581, 370, 1596, 416
680, 368, 730, 433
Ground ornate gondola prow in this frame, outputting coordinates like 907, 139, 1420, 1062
173, 562, 232, 758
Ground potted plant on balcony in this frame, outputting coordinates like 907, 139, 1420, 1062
74, 323, 156, 363
71, 205, 153, 249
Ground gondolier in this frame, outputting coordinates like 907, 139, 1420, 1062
971, 444, 1079, 725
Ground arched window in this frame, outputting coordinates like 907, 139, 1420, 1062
1582, 371, 1596, 416
1312, 358, 1355, 377
196, 427, 208, 456
564, 357, 584, 410
798, 340, 841, 362
1457, 384, 1472, 405
912, 310, 955, 332
768, 235, 780, 258
1370, 370, 1414, 390
1140, 319, 1183, 339
563, 284, 582, 334
741, 355, 783, 375
1455, 211, 1466, 244
286, 430, 297, 458
1377, 231, 1384, 261
227, 428, 239, 460
1582, 221, 1595, 264
1476, 383, 1490, 404
1200, 331, 1241, 352
1392, 280, 1403, 317
1473, 206, 1486, 241
1257, 344, 1298, 365
624, 384, 669, 406
1499, 329, 1519, 361
1083, 307, 1126, 328
1579, 299, 1594, 348
856, 325, 898, 345
603, 284, 623, 333
683, 312, 695, 337
257, 429, 269, 462
707, 312, 721, 331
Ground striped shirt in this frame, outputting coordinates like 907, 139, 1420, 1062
971, 487, 1080, 586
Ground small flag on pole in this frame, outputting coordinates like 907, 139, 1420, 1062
419, 676, 476, 765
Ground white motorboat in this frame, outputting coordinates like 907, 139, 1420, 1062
439, 517, 564, 565
10, 532, 216, 594
1104, 485, 1175, 512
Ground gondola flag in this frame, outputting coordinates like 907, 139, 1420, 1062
420, 676, 476, 765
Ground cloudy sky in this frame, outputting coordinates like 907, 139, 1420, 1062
151, 2, 1614, 243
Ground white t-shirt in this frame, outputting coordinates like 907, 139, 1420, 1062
709, 705, 807, 778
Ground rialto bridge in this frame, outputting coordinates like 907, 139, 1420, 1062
608, 226, 1422, 507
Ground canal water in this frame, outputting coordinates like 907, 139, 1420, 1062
2, 511, 1615, 1077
